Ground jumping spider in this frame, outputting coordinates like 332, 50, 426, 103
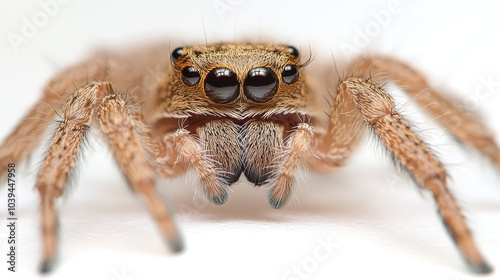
0, 42, 498, 273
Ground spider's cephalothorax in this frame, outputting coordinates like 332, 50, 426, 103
0, 42, 498, 273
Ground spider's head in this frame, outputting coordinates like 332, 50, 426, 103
146, 42, 313, 123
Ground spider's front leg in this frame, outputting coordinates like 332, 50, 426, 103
37, 81, 182, 272
311, 76, 492, 273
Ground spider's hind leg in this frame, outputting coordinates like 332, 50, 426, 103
311, 74, 492, 273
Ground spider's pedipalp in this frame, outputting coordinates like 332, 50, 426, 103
268, 122, 314, 209
172, 128, 230, 205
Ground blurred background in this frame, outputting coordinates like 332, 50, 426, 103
0, 1, 499, 279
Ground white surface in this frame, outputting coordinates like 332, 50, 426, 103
1, 1, 500, 279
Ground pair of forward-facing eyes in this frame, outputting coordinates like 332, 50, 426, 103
170, 46, 301, 104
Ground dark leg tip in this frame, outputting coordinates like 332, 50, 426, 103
209, 191, 229, 205
469, 261, 493, 274
268, 197, 287, 209
39, 257, 57, 274
168, 236, 185, 253
268, 187, 293, 209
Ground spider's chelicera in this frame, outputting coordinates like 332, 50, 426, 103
0, 42, 498, 274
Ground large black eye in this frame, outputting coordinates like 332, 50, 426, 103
171, 47, 183, 62
204, 68, 239, 104
288, 46, 299, 58
181, 66, 200, 86
244, 67, 278, 103
282, 65, 299, 84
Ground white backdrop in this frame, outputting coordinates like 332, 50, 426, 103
1, 1, 500, 280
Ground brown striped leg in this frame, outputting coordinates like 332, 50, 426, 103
37, 82, 111, 272
311, 75, 366, 173
37, 82, 183, 272
352, 55, 500, 167
97, 94, 183, 252
314, 76, 491, 273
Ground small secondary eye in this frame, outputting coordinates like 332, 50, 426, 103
171, 47, 183, 61
288, 46, 299, 58
204, 68, 239, 104
244, 67, 278, 103
282, 65, 299, 84
181, 66, 200, 86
